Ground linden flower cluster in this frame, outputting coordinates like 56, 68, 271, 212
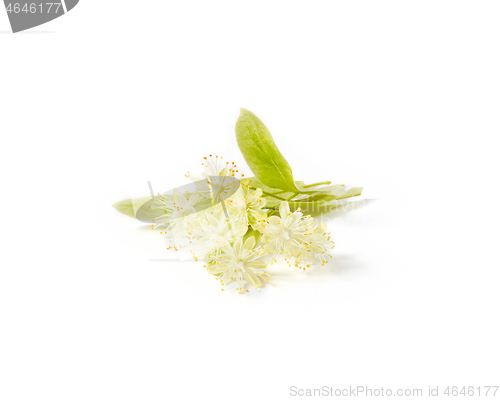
150, 155, 334, 294
113, 110, 363, 293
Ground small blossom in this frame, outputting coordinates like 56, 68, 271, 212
225, 185, 267, 229
262, 201, 312, 258
186, 155, 242, 180
186, 155, 242, 206
208, 236, 269, 293
293, 220, 335, 269
262, 201, 333, 268
192, 210, 248, 259
149, 189, 199, 238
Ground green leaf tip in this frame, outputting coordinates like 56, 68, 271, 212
112, 196, 154, 219
112, 199, 136, 218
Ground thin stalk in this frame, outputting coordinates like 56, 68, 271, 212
249, 180, 331, 200
247, 186, 286, 201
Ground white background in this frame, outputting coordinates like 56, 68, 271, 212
1, 1, 499, 399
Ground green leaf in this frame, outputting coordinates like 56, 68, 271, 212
291, 185, 347, 202
336, 187, 363, 200
112, 196, 150, 219
235, 109, 298, 193
287, 200, 348, 213
112, 196, 164, 221
243, 176, 361, 207
285, 188, 363, 213
244, 176, 293, 196
294, 194, 340, 203
295, 183, 343, 193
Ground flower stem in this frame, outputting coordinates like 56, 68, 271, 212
248, 186, 286, 201
269, 181, 332, 195
262, 191, 287, 201
249, 180, 331, 200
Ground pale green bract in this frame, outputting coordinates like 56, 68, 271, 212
242, 176, 363, 211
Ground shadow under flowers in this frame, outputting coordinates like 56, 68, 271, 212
262, 251, 365, 290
